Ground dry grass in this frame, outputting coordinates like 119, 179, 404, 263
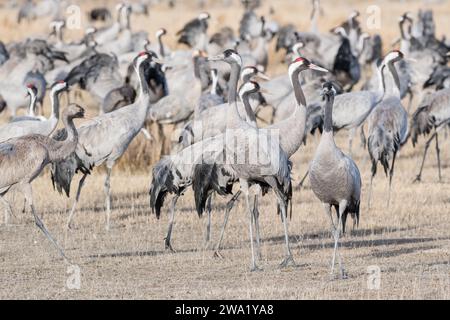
0, 0, 450, 299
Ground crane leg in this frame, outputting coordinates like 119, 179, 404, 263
165, 195, 179, 252
22, 183, 70, 263
266, 177, 295, 268
213, 190, 241, 259
66, 173, 88, 230
104, 166, 113, 231
323, 203, 336, 233
414, 132, 437, 182
331, 200, 347, 279
297, 169, 309, 189
251, 185, 262, 260
348, 128, 356, 156
387, 152, 397, 208
241, 180, 261, 272
368, 174, 374, 209
359, 125, 366, 149
0, 196, 13, 225
204, 194, 212, 247
435, 129, 442, 182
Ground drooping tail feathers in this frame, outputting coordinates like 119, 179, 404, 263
50, 129, 91, 197
411, 105, 433, 147
368, 125, 399, 177
51, 152, 90, 197
192, 163, 234, 217
149, 157, 183, 218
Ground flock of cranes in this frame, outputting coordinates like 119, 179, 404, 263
0, 0, 449, 278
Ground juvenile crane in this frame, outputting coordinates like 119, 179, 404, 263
52, 52, 160, 230
0, 104, 85, 260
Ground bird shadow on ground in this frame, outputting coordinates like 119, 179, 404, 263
264, 225, 422, 245
358, 245, 440, 259
87, 247, 201, 260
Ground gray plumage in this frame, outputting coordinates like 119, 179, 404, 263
177, 12, 210, 50
309, 82, 361, 279
0, 81, 67, 143
367, 51, 408, 208
64, 53, 123, 105
52, 52, 156, 230
411, 88, 450, 182
0, 103, 85, 261
101, 84, 136, 114
0, 41, 9, 65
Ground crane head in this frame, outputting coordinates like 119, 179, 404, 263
25, 83, 38, 97
321, 82, 337, 97
51, 80, 68, 94
65, 103, 85, 120
208, 49, 242, 66
289, 57, 328, 77
239, 81, 260, 97
198, 12, 210, 21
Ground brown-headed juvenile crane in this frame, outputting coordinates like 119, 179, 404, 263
309, 82, 361, 279
0, 104, 85, 260
51, 52, 161, 230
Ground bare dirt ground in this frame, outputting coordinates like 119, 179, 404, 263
0, 0, 449, 299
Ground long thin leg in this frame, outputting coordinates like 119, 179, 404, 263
435, 129, 442, 182
387, 151, 397, 208
241, 180, 261, 272
213, 190, 241, 258
204, 194, 212, 246
359, 125, 366, 149
368, 174, 374, 209
104, 165, 113, 230
279, 193, 295, 267
348, 127, 356, 156
297, 170, 309, 189
66, 173, 88, 230
165, 195, 179, 252
22, 183, 70, 262
323, 203, 336, 232
252, 192, 262, 260
415, 132, 437, 182
0, 196, 12, 225
331, 200, 347, 279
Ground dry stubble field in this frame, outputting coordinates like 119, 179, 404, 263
0, 0, 449, 299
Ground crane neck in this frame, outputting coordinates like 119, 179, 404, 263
49, 115, 78, 162
375, 62, 387, 102
28, 93, 37, 117
49, 89, 62, 120
136, 60, 150, 99
240, 91, 257, 126
210, 71, 218, 95
158, 35, 165, 57
226, 62, 243, 130
385, 61, 401, 98
323, 93, 334, 133
228, 62, 241, 104
290, 69, 307, 108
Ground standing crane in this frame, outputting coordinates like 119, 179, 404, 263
367, 50, 408, 208
51, 52, 161, 230
0, 104, 85, 260
309, 82, 361, 279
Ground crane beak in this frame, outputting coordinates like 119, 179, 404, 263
309, 63, 328, 73
259, 88, 270, 94
152, 57, 166, 65
208, 54, 225, 62
256, 72, 270, 81
406, 57, 418, 63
